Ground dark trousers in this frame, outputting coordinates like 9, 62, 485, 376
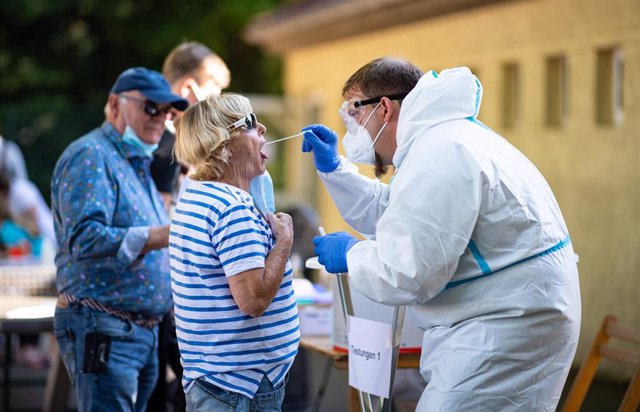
146, 312, 185, 412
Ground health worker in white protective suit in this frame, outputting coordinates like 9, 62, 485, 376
300, 57, 581, 411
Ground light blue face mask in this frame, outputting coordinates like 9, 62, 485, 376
122, 126, 159, 158
249, 171, 276, 217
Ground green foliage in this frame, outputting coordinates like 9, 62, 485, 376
0, 0, 286, 199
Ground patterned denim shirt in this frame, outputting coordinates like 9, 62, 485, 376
51, 122, 172, 318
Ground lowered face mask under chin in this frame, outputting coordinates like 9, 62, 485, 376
249, 171, 276, 218
122, 126, 158, 158
342, 104, 387, 165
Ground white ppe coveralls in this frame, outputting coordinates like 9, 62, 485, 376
319, 67, 581, 411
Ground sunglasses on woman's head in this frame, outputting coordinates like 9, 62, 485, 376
227, 113, 257, 131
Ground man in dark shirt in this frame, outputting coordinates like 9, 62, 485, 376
151, 42, 230, 210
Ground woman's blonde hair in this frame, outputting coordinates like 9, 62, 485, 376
175, 93, 252, 181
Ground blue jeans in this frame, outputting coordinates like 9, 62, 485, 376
186, 375, 287, 412
54, 304, 159, 412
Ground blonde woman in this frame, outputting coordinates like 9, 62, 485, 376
171, 93, 298, 411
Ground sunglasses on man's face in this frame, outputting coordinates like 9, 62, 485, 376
119, 94, 176, 121
227, 113, 258, 132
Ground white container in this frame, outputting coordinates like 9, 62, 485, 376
298, 304, 332, 336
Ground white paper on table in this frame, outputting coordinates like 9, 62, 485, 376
347, 315, 393, 398
6, 302, 56, 319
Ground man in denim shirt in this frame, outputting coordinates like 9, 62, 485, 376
51, 67, 187, 411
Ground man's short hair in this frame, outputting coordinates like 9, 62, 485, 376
162, 42, 230, 89
342, 57, 423, 99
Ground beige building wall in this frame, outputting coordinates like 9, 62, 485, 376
278, 0, 639, 370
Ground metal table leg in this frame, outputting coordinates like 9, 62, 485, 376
336, 273, 405, 412
4, 333, 11, 412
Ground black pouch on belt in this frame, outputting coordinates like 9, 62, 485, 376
82, 332, 111, 374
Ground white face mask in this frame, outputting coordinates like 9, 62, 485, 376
341, 103, 387, 164
190, 82, 206, 101
190, 81, 221, 102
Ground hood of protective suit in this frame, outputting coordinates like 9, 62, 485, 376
393, 67, 482, 168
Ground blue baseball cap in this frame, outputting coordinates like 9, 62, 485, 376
110, 67, 188, 111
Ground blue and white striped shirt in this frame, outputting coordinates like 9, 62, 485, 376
169, 181, 299, 399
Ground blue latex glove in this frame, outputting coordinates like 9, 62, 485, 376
301, 124, 340, 173
313, 231, 359, 274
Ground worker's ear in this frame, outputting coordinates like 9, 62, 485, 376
380, 96, 396, 123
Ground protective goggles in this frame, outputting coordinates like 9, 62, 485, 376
340, 93, 407, 120
339, 93, 407, 133
119, 94, 176, 120
227, 113, 258, 131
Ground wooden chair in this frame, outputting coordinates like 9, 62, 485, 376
561, 314, 640, 412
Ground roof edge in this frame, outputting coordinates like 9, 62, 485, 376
245, 0, 516, 54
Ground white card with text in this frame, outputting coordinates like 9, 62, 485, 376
347, 315, 393, 398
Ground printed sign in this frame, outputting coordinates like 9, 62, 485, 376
347, 315, 393, 398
